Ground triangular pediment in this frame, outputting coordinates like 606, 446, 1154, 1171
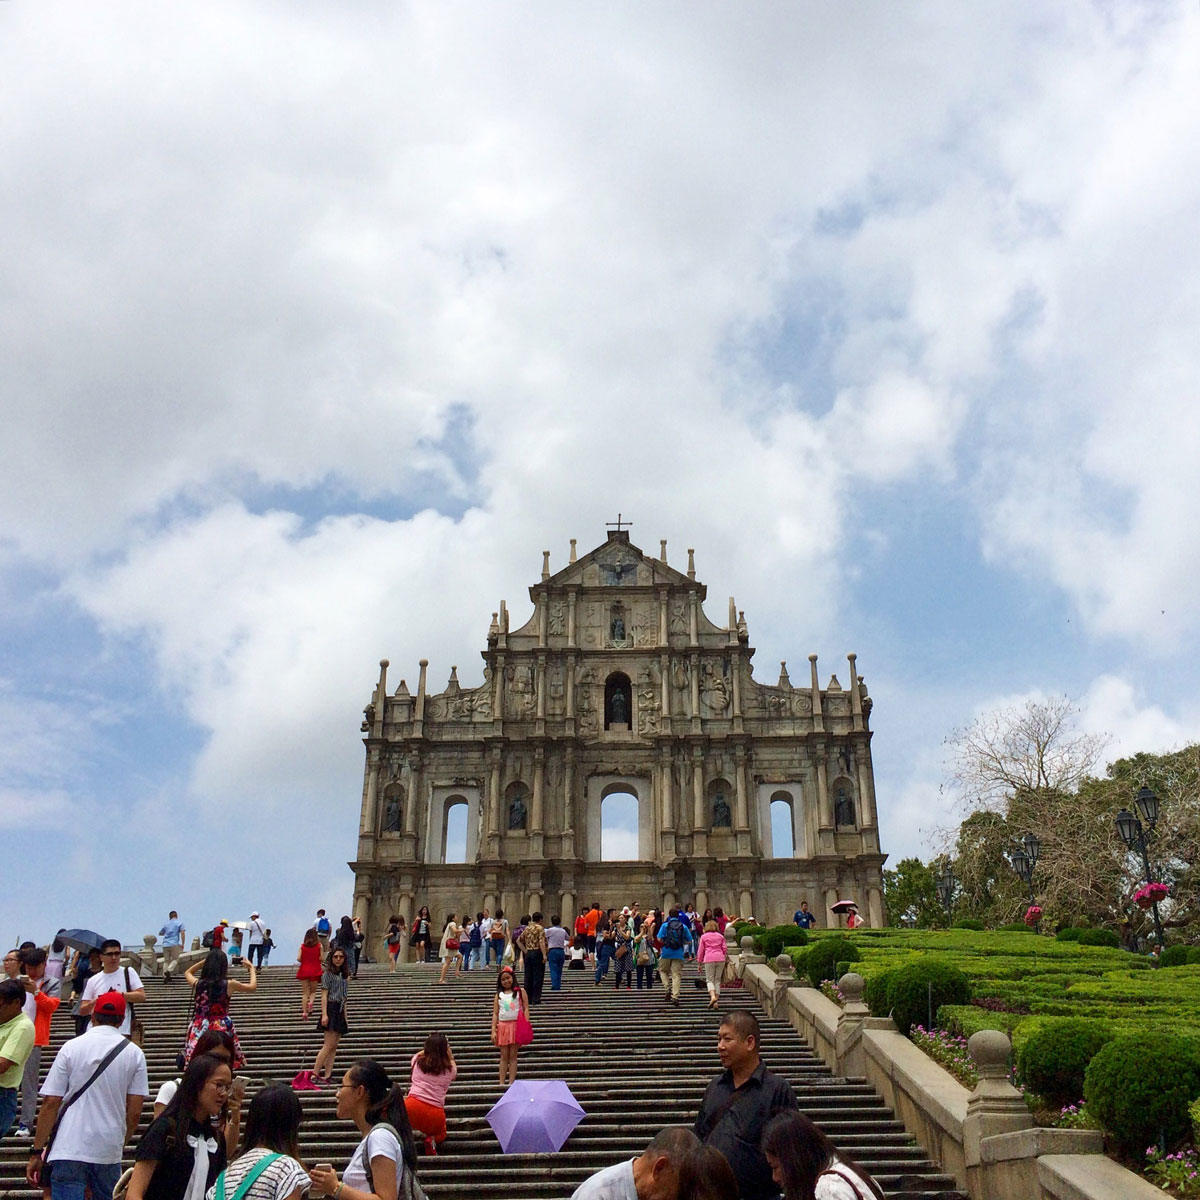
534, 532, 701, 597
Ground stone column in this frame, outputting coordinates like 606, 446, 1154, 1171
660, 653, 671, 719
531, 751, 545, 859
536, 653, 546, 719
824, 885, 840, 927
537, 594, 547, 646
486, 750, 502, 856
834, 972, 870, 1076
567, 592, 577, 647
361, 748, 381, 836
867, 885, 884, 928
658, 589, 668, 645
692, 754, 706, 854
562, 747, 576, 858
403, 753, 422, 859
690, 652, 701, 723
731, 653, 742, 717
808, 653, 823, 734
493, 652, 506, 719
734, 746, 751, 855
815, 745, 833, 835
565, 657, 576, 719
963, 1031, 1036, 1173
560, 890, 575, 930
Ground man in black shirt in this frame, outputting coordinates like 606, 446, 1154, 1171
693, 1009, 798, 1200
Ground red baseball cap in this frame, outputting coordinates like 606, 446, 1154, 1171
94, 991, 127, 1020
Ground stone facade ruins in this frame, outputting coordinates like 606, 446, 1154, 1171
350, 530, 886, 946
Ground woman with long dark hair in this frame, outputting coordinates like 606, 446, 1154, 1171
404, 1032, 457, 1157
677, 1146, 739, 1200
155, 1030, 239, 1157
209, 1084, 310, 1200
762, 1111, 884, 1200
127, 1053, 230, 1200
312, 946, 351, 1086
296, 929, 323, 1020
410, 907, 432, 965
309, 1059, 419, 1200
491, 965, 530, 1086
183, 950, 256, 1068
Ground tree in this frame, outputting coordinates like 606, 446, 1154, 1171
883, 857, 946, 928
944, 695, 1109, 814
951, 810, 1026, 924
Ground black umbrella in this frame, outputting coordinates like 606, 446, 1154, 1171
56, 929, 107, 953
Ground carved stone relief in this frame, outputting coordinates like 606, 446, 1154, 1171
700, 661, 730, 717
548, 602, 566, 637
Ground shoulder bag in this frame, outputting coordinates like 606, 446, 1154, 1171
124, 966, 145, 1046
210, 1152, 283, 1200
819, 1167, 869, 1200
363, 1123, 429, 1200
514, 994, 534, 1047
38, 1037, 132, 1187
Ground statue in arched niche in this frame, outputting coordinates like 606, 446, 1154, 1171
610, 688, 629, 724
610, 606, 626, 643
508, 787, 528, 830
383, 793, 403, 833
712, 789, 732, 828
834, 786, 856, 828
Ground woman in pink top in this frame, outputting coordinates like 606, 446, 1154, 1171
404, 1032, 457, 1156
696, 920, 729, 1010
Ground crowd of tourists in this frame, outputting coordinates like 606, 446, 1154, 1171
1, 895, 879, 1200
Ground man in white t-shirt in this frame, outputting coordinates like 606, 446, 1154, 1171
27, 991, 149, 1200
246, 912, 267, 968
571, 1127, 699, 1200
78, 942, 145, 1039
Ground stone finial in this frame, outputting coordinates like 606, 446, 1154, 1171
489, 612, 499, 638
968, 1030, 1014, 1077
827, 674, 842, 690
775, 953, 795, 977
778, 661, 791, 688
380, 658, 389, 669
724, 923, 739, 947
569, 538, 577, 563
740, 935, 756, 953
542, 550, 550, 580
660, 539, 667, 562
687, 548, 696, 579
838, 972, 866, 1005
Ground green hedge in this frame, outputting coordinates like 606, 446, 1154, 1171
1160, 945, 1190, 968
804, 936, 860, 987
1075, 928, 1120, 948
752, 924, 809, 959
884, 960, 971, 1035
1056, 927, 1084, 942
952, 919, 986, 931
1084, 1034, 1200, 1154
1016, 1018, 1114, 1107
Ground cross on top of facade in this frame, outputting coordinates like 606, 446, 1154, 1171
606, 513, 632, 533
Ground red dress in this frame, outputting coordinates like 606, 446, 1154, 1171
296, 943, 323, 980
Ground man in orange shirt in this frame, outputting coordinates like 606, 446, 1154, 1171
583, 904, 602, 958
15, 948, 60, 1138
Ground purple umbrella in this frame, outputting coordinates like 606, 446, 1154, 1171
486, 1079, 585, 1153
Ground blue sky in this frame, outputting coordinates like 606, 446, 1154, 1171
3, 2, 1200, 949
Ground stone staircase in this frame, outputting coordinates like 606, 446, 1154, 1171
0, 962, 967, 1199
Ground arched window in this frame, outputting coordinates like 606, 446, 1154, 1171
505, 781, 528, 831
380, 785, 404, 834
832, 777, 857, 828
707, 778, 733, 829
604, 672, 632, 729
770, 791, 795, 858
601, 788, 638, 861
442, 797, 468, 863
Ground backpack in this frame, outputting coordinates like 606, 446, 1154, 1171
201, 929, 215, 949
662, 918, 686, 950
468, 923, 482, 948
362, 1123, 429, 1200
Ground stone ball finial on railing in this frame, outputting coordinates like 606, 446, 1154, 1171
740, 935, 756, 954
724, 923, 739, 947
838, 972, 865, 1003
775, 953, 795, 977
967, 1029, 1013, 1079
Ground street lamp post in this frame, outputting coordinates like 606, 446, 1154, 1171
1115, 786, 1165, 951
936, 866, 956, 925
1011, 833, 1040, 931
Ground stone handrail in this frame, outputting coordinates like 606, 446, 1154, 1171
734, 952, 1147, 1200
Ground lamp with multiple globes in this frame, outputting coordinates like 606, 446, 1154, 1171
1115, 786, 1165, 950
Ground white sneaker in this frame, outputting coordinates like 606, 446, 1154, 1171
15, 1125, 31, 1138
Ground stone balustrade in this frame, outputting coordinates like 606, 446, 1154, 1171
734, 950, 1159, 1200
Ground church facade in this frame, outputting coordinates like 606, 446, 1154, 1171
349, 530, 886, 946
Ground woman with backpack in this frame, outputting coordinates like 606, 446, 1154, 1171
487, 909, 509, 969
126, 1053, 231, 1200
309, 1059, 420, 1200
207, 1084, 310, 1200
183, 951, 256, 1068
465, 913, 484, 971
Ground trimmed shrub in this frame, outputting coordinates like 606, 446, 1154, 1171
805, 937, 860, 987
953, 919, 986, 931
863, 971, 895, 1017
754, 924, 809, 959
1084, 1033, 1200, 1154
1075, 929, 1120, 949
1016, 1019, 1114, 1107
999, 922, 1037, 932
1159, 945, 1190, 968
1056, 928, 1084, 942
885, 960, 971, 1036
1186, 948, 1200, 966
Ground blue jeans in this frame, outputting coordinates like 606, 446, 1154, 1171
594, 948, 613, 982
547, 947, 565, 989
50, 1159, 122, 1200
0, 1086, 17, 1138
468, 945, 483, 970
